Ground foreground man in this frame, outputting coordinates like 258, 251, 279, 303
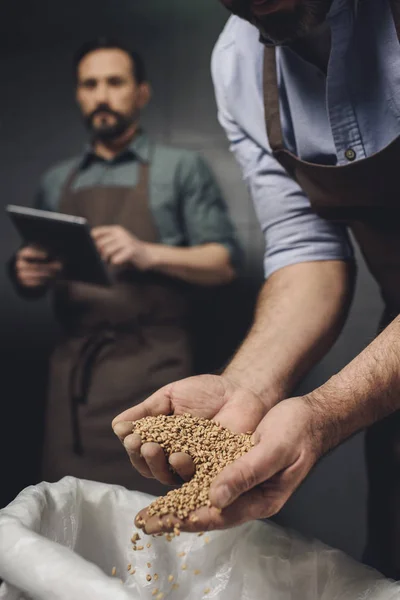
11, 38, 240, 494
113, 0, 400, 578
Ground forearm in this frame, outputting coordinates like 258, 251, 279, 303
224, 260, 354, 408
148, 243, 236, 286
306, 315, 400, 455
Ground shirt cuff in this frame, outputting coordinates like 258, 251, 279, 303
264, 243, 355, 279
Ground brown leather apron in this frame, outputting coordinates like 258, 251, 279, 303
41, 156, 192, 497
263, 0, 400, 578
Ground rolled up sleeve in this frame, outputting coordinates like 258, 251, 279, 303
178, 153, 243, 270
211, 46, 354, 279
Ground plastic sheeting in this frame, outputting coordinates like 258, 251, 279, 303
0, 477, 399, 600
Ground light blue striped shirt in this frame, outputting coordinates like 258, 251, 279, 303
212, 0, 400, 277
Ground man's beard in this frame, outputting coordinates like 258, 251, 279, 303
220, 0, 333, 45
85, 104, 136, 142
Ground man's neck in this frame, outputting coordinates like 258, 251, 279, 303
289, 21, 331, 74
93, 122, 140, 161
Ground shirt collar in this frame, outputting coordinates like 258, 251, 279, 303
78, 129, 152, 170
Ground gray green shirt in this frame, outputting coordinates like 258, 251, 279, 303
35, 131, 242, 268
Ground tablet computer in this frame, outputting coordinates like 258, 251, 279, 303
6, 204, 111, 286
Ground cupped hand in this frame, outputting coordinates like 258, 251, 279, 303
134, 396, 323, 534
112, 374, 268, 486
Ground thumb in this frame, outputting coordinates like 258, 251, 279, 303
209, 440, 282, 510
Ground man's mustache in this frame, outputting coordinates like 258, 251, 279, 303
89, 104, 122, 121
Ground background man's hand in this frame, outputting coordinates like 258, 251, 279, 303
15, 246, 62, 288
112, 374, 269, 486
92, 225, 154, 270
134, 396, 323, 534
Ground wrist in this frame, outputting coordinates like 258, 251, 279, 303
302, 380, 350, 457
144, 243, 163, 271
222, 365, 286, 411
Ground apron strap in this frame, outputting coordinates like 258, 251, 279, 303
135, 160, 150, 197
59, 161, 82, 213
263, 46, 285, 152
68, 320, 148, 455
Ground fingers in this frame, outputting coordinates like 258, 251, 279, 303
94, 238, 123, 261
140, 442, 178, 485
17, 246, 49, 260
136, 481, 292, 536
92, 226, 135, 243
135, 503, 226, 535
119, 431, 154, 479
113, 424, 194, 484
93, 233, 137, 266
209, 440, 292, 510
91, 226, 117, 239
106, 248, 134, 266
17, 260, 61, 273
16, 259, 62, 287
112, 385, 196, 486
169, 452, 195, 482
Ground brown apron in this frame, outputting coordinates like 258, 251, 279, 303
41, 156, 192, 497
263, 0, 400, 578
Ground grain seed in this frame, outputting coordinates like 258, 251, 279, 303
131, 415, 253, 525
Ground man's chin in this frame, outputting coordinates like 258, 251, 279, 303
253, 2, 333, 45
91, 125, 128, 142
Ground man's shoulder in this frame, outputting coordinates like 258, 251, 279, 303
40, 156, 80, 190
212, 15, 260, 64
152, 143, 205, 172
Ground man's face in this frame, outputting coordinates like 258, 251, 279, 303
219, 0, 333, 45
76, 48, 146, 142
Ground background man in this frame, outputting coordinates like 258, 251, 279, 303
11, 37, 240, 496
113, 0, 400, 578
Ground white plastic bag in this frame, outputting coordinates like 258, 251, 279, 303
0, 477, 399, 600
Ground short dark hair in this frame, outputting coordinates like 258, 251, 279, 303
73, 37, 147, 84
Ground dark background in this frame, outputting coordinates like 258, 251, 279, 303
0, 0, 383, 561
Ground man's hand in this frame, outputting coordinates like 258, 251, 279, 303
112, 374, 269, 486
15, 246, 62, 288
92, 226, 155, 270
134, 396, 322, 534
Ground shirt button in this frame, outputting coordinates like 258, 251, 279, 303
345, 148, 356, 161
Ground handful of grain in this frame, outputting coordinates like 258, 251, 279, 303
132, 414, 254, 523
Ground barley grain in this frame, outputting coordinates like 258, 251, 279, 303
131, 415, 253, 525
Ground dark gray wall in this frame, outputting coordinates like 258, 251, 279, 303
0, 0, 383, 562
